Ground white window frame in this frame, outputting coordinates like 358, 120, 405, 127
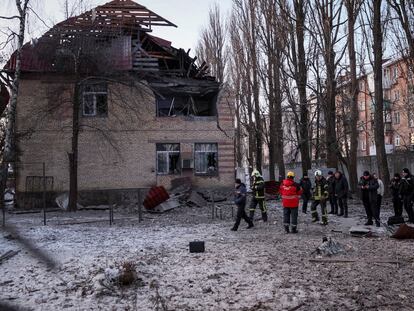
393, 67, 398, 79
194, 143, 218, 175
408, 111, 414, 128
395, 134, 401, 147
360, 139, 366, 151
156, 144, 181, 175
393, 111, 401, 125
359, 102, 365, 111
82, 83, 108, 117
394, 90, 400, 101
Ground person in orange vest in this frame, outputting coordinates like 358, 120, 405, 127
280, 171, 303, 233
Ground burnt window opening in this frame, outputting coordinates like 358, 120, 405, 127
156, 143, 181, 175
194, 143, 218, 175
156, 93, 217, 117
82, 82, 108, 117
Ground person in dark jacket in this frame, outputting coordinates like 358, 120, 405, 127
400, 168, 414, 223
231, 179, 254, 231
390, 173, 403, 217
327, 171, 338, 214
299, 174, 312, 214
249, 170, 268, 222
358, 171, 380, 226
334, 171, 349, 217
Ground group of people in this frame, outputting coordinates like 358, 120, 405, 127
231, 167, 414, 233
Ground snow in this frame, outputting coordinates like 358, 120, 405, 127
1, 199, 414, 310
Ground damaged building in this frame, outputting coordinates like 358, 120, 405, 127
4, 0, 235, 208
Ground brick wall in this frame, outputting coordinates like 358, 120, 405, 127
15, 75, 235, 197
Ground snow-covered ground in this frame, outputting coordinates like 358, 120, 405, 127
1, 198, 414, 311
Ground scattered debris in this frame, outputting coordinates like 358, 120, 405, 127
312, 237, 346, 257
149, 198, 180, 213
143, 187, 170, 210
55, 193, 83, 210
349, 226, 376, 238
187, 191, 207, 207
0, 250, 20, 264
392, 224, 414, 240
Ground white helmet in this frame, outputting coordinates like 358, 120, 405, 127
251, 169, 261, 177
314, 169, 323, 177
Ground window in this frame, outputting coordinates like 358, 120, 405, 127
359, 81, 364, 91
360, 139, 366, 151
411, 133, 414, 145
155, 92, 217, 117
393, 67, 398, 79
409, 111, 414, 127
82, 82, 108, 117
194, 143, 218, 175
394, 90, 400, 101
384, 110, 391, 123
395, 134, 401, 147
359, 102, 365, 111
156, 144, 181, 175
393, 111, 400, 125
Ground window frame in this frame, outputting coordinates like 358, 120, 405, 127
156, 143, 181, 175
82, 82, 108, 117
395, 134, 401, 147
194, 143, 219, 176
393, 111, 401, 125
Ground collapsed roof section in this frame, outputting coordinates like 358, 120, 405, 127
4, 0, 213, 80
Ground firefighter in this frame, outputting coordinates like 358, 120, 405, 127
249, 169, 268, 222
280, 171, 303, 233
311, 170, 329, 225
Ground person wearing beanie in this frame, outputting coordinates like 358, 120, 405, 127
358, 171, 380, 226
231, 178, 254, 231
400, 168, 414, 223
299, 173, 312, 214
327, 171, 338, 215
280, 171, 303, 233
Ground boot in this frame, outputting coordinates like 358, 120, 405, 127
262, 213, 268, 222
291, 226, 298, 234
249, 211, 255, 221
338, 208, 344, 217
246, 222, 254, 229
231, 226, 238, 231
375, 221, 381, 227
284, 225, 290, 233
344, 206, 348, 218
364, 220, 373, 226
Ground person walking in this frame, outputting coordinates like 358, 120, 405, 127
334, 171, 349, 217
373, 173, 384, 220
358, 171, 380, 227
327, 171, 338, 214
400, 168, 414, 223
280, 171, 303, 233
311, 170, 329, 225
390, 173, 403, 218
249, 170, 268, 222
299, 174, 312, 214
231, 178, 254, 231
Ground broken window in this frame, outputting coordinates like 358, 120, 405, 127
156, 93, 217, 117
156, 144, 181, 175
194, 143, 218, 175
82, 82, 108, 117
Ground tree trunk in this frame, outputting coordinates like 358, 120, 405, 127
68, 82, 80, 211
372, 0, 390, 190
346, 0, 359, 192
294, 0, 311, 175
274, 54, 285, 180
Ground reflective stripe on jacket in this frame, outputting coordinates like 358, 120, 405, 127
280, 178, 303, 208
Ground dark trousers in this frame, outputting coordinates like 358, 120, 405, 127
302, 195, 310, 213
311, 200, 328, 224
233, 204, 253, 229
392, 196, 403, 217
337, 196, 348, 217
249, 198, 267, 221
377, 194, 382, 219
283, 207, 298, 227
362, 196, 379, 223
329, 195, 338, 214
403, 194, 414, 223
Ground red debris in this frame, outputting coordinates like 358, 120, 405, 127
143, 186, 170, 210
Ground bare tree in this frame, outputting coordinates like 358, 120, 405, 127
196, 3, 227, 83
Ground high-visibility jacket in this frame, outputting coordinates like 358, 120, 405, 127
280, 178, 303, 208
252, 177, 265, 199
313, 177, 329, 201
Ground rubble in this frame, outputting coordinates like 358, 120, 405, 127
312, 237, 346, 257
392, 224, 414, 239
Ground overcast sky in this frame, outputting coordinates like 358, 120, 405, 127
0, 0, 233, 57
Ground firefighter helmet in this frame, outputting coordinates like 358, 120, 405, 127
314, 169, 323, 177
251, 169, 261, 177
287, 171, 295, 178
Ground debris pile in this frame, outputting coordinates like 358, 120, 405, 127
312, 237, 346, 257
